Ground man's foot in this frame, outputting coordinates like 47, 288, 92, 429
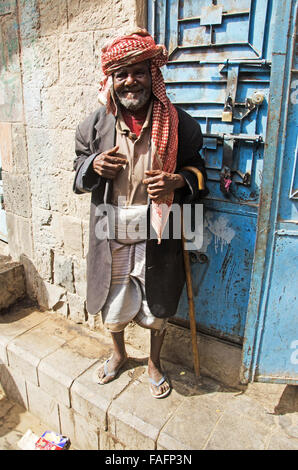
94, 354, 128, 385
148, 360, 171, 398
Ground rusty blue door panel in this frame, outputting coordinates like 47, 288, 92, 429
177, 206, 257, 343
148, 0, 273, 343
241, 0, 298, 384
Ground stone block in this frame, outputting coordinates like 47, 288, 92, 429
113, 0, 142, 29
7, 316, 76, 385
82, 220, 90, 258
50, 212, 65, 249
34, 279, 65, 310
0, 308, 45, 365
26, 380, 60, 433
32, 243, 53, 282
22, 36, 59, 88
18, 216, 33, 258
267, 431, 298, 450
39, 0, 67, 36
2, 171, 31, 218
62, 215, 83, 257
157, 394, 224, 450
70, 354, 133, 430
99, 431, 126, 450
0, 261, 25, 311
223, 394, 276, 429
67, 0, 113, 32
55, 169, 81, 216
5, 212, 20, 260
27, 127, 56, 173
54, 128, 76, 172
5, 214, 33, 261
73, 259, 86, 298
107, 371, 184, 450
59, 404, 99, 450
205, 411, 272, 450
40, 85, 99, 130
11, 123, 28, 174
54, 253, 74, 293
73, 192, 91, 221
0, 122, 12, 171
38, 334, 103, 407
22, 86, 41, 127
0, 364, 28, 409
0, 0, 16, 15
18, 0, 40, 40
0, 13, 20, 74
32, 207, 61, 250
67, 293, 86, 323
27, 128, 65, 211
59, 32, 95, 87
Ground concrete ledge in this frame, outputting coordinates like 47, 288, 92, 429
0, 304, 297, 450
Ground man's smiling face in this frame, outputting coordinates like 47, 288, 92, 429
113, 61, 152, 112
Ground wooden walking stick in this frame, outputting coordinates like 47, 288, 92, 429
180, 166, 205, 378
181, 213, 200, 378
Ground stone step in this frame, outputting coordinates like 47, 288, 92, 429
1, 302, 296, 450
0, 255, 26, 312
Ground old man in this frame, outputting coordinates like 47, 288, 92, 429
73, 30, 207, 398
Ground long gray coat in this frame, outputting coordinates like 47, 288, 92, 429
73, 104, 208, 318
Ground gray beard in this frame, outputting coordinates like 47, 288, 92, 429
115, 88, 151, 112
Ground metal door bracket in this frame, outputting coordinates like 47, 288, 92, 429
222, 65, 239, 122
220, 136, 252, 193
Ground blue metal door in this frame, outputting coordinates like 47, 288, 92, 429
148, 0, 273, 344
241, 0, 298, 384
0, 148, 8, 242
149, 0, 298, 386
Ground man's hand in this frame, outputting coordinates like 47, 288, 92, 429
143, 170, 185, 201
92, 145, 127, 179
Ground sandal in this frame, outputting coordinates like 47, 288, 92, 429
93, 357, 127, 385
149, 375, 171, 399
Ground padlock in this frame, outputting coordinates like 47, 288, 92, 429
222, 108, 233, 122
222, 95, 233, 122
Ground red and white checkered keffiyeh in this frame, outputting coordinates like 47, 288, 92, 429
99, 29, 179, 243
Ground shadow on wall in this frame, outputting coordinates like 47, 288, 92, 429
17, 253, 77, 320
0, 366, 23, 446
274, 385, 298, 415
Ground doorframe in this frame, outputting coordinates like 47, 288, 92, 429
240, 0, 296, 384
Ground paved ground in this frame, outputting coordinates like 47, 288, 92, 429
0, 386, 76, 450
0, 302, 298, 451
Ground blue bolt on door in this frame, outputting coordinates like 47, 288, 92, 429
148, 0, 298, 383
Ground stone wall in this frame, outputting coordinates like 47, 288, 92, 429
0, 0, 146, 322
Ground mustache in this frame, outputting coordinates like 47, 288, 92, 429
120, 87, 144, 92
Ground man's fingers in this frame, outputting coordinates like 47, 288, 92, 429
145, 170, 162, 175
98, 159, 125, 169
147, 185, 165, 194
94, 154, 127, 166
105, 145, 120, 156
143, 174, 164, 185
106, 155, 127, 165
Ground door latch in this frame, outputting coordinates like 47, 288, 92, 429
222, 95, 233, 122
